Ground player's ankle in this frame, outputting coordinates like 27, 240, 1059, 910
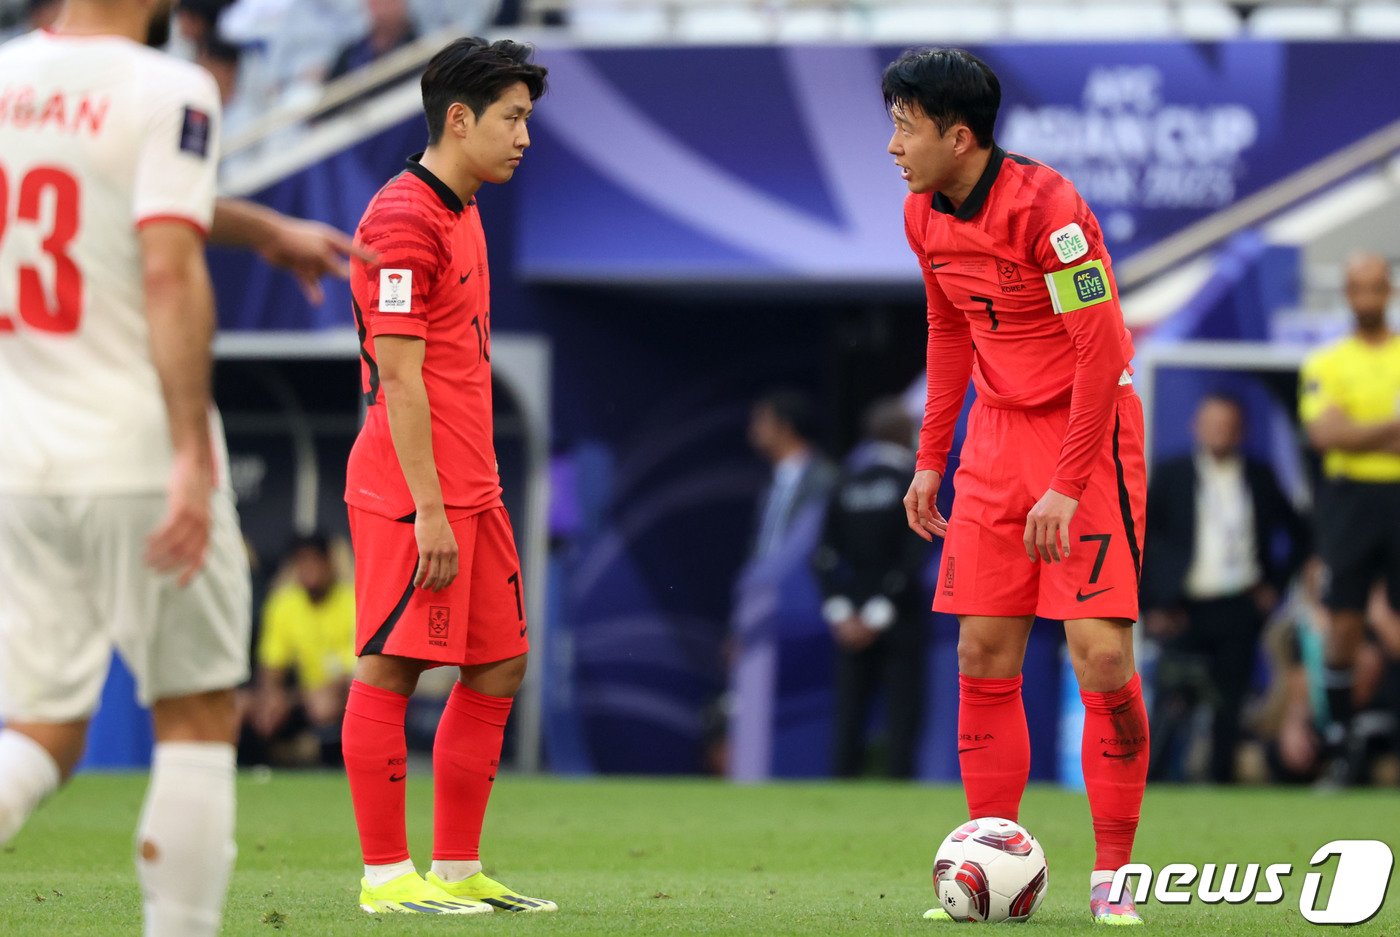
363, 859, 416, 888
431, 859, 483, 883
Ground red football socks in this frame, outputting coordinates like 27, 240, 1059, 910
432, 682, 514, 862
342, 680, 411, 865
1080, 672, 1149, 871
958, 674, 1031, 822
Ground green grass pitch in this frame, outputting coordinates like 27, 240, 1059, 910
1, 774, 1396, 935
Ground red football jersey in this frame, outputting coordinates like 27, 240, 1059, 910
905, 146, 1136, 500
344, 155, 502, 520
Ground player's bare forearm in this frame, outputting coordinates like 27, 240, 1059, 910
210, 197, 280, 248
377, 335, 459, 590
376, 338, 446, 514
140, 224, 215, 462
139, 222, 217, 584
210, 197, 372, 304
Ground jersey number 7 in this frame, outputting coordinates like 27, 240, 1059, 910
0, 162, 82, 335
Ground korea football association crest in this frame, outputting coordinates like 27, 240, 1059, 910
428, 606, 450, 646
379, 268, 413, 313
996, 259, 1025, 293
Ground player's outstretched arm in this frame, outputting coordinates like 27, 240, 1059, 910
210, 198, 376, 304
376, 335, 459, 592
139, 221, 216, 587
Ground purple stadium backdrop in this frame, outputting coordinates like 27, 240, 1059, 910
85, 41, 1383, 774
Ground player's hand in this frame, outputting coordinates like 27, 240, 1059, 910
413, 506, 459, 592
1024, 488, 1078, 563
146, 452, 213, 587
832, 616, 879, 651
258, 217, 377, 305
903, 470, 946, 542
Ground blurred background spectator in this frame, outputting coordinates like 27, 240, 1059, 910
194, 32, 253, 137
1143, 392, 1309, 783
1298, 252, 1400, 787
747, 389, 838, 564
812, 398, 929, 778
243, 533, 356, 767
326, 0, 417, 83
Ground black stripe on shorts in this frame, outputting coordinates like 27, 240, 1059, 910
1110, 411, 1142, 583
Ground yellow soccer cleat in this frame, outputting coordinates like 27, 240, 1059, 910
1090, 881, 1145, 926
425, 870, 558, 912
358, 870, 493, 914
922, 906, 955, 921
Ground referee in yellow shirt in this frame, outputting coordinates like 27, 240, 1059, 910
1298, 252, 1400, 786
250, 534, 357, 764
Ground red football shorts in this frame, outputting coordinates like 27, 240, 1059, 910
934, 388, 1146, 621
349, 505, 529, 666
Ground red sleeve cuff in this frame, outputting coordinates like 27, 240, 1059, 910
916, 453, 948, 475
369, 317, 428, 340
135, 214, 210, 239
1048, 478, 1086, 501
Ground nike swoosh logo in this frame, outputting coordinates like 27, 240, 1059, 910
929, 261, 952, 271
459, 273, 471, 284
958, 746, 988, 754
1101, 751, 1141, 760
388, 773, 406, 782
1076, 587, 1113, 602
519, 626, 527, 637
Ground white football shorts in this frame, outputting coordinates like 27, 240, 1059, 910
0, 491, 251, 722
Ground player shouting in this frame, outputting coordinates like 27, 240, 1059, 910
341, 37, 554, 916
887, 49, 1149, 926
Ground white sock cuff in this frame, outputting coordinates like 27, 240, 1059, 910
151, 741, 235, 774
431, 859, 483, 883
0, 728, 62, 793
365, 859, 417, 888
1091, 869, 1118, 888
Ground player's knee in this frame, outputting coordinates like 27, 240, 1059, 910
956, 637, 1015, 677
353, 654, 425, 696
460, 653, 528, 698
151, 688, 238, 744
1075, 646, 1132, 690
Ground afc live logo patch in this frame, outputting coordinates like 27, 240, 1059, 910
1074, 267, 1107, 304
1049, 222, 1089, 263
428, 606, 450, 646
379, 268, 413, 313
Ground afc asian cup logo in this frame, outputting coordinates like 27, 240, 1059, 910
379, 268, 413, 312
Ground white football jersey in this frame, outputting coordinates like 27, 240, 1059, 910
0, 30, 227, 494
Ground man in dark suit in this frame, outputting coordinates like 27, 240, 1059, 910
747, 389, 839, 563
812, 399, 929, 778
1142, 393, 1310, 782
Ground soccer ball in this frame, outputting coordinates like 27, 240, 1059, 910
932, 817, 1048, 923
